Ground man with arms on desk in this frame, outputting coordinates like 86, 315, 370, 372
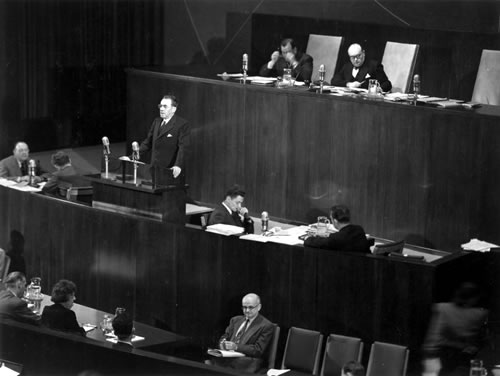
304, 205, 371, 253
0, 272, 41, 325
0, 141, 43, 182
214, 293, 274, 373
259, 38, 313, 83
331, 43, 392, 92
139, 94, 190, 180
42, 151, 79, 195
208, 185, 251, 227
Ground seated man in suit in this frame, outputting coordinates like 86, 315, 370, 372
42, 151, 79, 195
112, 312, 134, 351
331, 43, 392, 92
259, 38, 313, 82
212, 293, 274, 373
41, 279, 86, 336
304, 205, 371, 253
0, 141, 44, 182
0, 272, 41, 325
208, 185, 251, 228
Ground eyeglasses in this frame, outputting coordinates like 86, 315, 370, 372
242, 305, 258, 311
349, 53, 364, 61
158, 104, 170, 109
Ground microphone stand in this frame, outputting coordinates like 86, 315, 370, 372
103, 152, 110, 179
132, 155, 139, 186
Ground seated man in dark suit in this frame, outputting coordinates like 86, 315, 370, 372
0, 141, 44, 182
0, 272, 41, 325
41, 279, 86, 336
212, 293, 274, 373
42, 151, 79, 195
112, 312, 134, 351
208, 185, 251, 227
304, 205, 371, 253
331, 43, 392, 92
259, 38, 313, 82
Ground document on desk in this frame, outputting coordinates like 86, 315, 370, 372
265, 226, 309, 246
105, 332, 145, 343
207, 349, 245, 358
0, 363, 20, 376
206, 224, 245, 236
267, 369, 290, 376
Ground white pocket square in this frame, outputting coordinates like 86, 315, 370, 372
167, 134, 173, 137
365, 73, 371, 79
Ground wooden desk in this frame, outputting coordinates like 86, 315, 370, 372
126, 68, 500, 252
40, 295, 185, 349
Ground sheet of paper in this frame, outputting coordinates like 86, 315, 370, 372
206, 224, 244, 236
267, 369, 290, 376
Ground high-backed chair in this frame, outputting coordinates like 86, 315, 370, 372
306, 34, 344, 83
381, 41, 419, 93
0, 249, 10, 291
472, 49, 500, 105
265, 324, 281, 371
320, 334, 364, 376
281, 327, 323, 376
366, 341, 409, 376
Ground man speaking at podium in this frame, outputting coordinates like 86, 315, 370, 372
138, 94, 190, 180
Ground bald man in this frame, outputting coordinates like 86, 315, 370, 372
331, 43, 392, 92
0, 141, 45, 183
214, 293, 274, 373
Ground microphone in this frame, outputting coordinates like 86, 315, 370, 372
412, 74, 420, 105
131, 141, 140, 161
28, 159, 37, 186
318, 64, 326, 82
102, 136, 111, 155
261, 211, 269, 233
242, 53, 248, 73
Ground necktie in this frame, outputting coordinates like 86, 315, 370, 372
20, 161, 28, 176
234, 319, 249, 343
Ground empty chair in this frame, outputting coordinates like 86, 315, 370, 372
306, 34, 344, 83
281, 327, 323, 375
366, 341, 409, 376
320, 334, 364, 376
471, 49, 500, 105
381, 41, 419, 93
265, 324, 281, 371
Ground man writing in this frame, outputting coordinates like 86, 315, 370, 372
213, 293, 274, 373
0, 272, 41, 325
331, 43, 392, 92
42, 151, 80, 195
259, 38, 313, 83
139, 94, 190, 180
304, 205, 371, 253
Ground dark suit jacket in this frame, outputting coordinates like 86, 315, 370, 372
41, 303, 86, 336
0, 290, 41, 325
331, 59, 392, 92
139, 114, 190, 169
259, 52, 313, 82
215, 314, 274, 373
208, 204, 244, 227
0, 156, 23, 178
42, 165, 78, 194
112, 341, 134, 352
304, 224, 371, 253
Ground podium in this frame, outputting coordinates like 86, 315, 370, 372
90, 158, 187, 224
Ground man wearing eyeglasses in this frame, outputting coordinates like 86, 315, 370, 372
138, 94, 190, 179
331, 43, 392, 92
213, 293, 274, 373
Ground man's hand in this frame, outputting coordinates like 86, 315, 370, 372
172, 166, 181, 178
267, 51, 280, 69
347, 81, 362, 89
284, 52, 297, 65
239, 207, 249, 217
223, 341, 238, 351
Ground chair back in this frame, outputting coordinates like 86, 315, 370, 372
266, 324, 280, 370
472, 49, 500, 105
282, 327, 323, 375
366, 341, 409, 376
0, 249, 10, 291
306, 34, 344, 83
381, 42, 419, 93
320, 334, 363, 376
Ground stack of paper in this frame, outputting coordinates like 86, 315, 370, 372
206, 224, 244, 236
461, 238, 499, 252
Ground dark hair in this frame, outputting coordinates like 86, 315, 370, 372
225, 185, 245, 200
342, 361, 365, 376
331, 205, 351, 223
51, 151, 70, 167
281, 38, 296, 49
454, 282, 481, 307
51, 279, 77, 304
113, 312, 134, 339
4, 271, 26, 287
162, 94, 178, 107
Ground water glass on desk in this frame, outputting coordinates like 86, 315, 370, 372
316, 216, 330, 237
470, 359, 487, 376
